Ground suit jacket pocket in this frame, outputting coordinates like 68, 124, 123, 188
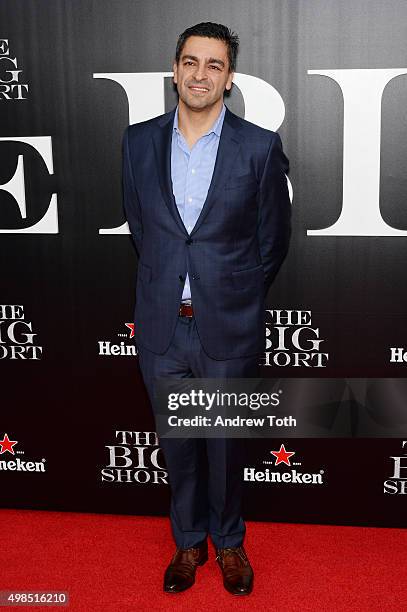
231, 264, 264, 289
225, 174, 258, 190
138, 261, 152, 283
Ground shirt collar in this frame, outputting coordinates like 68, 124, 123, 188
173, 103, 226, 138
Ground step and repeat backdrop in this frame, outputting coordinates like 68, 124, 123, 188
1, 0, 406, 527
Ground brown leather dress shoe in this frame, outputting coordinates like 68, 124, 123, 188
164, 541, 208, 593
216, 546, 254, 595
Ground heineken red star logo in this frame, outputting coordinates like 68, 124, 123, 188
125, 323, 135, 338
271, 444, 295, 466
0, 433, 18, 455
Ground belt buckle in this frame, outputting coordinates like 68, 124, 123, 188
179, 302, 193, 318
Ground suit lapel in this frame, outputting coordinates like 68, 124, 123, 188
191, 108, 242, 235
152, 108, 188, 235
152, 106, 243, 235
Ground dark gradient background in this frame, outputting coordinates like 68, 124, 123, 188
1, 0, 406, 527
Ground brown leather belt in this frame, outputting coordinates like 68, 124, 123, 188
179, 302, 194, 317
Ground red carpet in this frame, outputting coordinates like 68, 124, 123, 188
1, 509, 406, 611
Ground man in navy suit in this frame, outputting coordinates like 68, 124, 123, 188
123, 22, 291, 595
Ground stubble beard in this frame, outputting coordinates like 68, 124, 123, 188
178, 83, 221, 113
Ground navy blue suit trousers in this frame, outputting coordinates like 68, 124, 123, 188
137, 315, 260, 548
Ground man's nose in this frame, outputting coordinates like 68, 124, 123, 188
193, 64, 208, 81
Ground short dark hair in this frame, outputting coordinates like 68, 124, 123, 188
175, 22, 239, 72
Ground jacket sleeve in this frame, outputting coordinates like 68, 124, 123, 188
122, 126, 143, 256
257, 132, 291, 297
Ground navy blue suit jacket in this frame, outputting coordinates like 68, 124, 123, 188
123, 106, 291, 360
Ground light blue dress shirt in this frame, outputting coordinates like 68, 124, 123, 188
171, 103, 226, 302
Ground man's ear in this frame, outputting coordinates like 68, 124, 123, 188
173, 61, 178, 84
225, 70, 235, 91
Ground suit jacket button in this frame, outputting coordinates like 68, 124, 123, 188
186, 238, 193, 245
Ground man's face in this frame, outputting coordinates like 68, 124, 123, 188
173, 36, 234, 111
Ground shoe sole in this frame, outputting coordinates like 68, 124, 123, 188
224, 583, 253, 596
